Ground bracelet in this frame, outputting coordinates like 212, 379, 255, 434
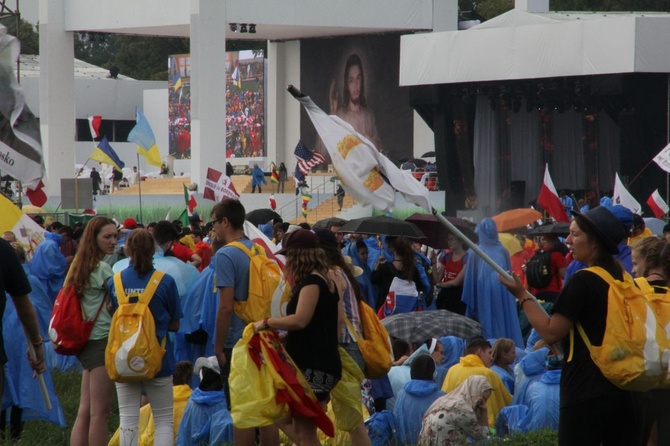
517, 296, 533, 306
32, 336, 43, 348
263, 318, 270, 330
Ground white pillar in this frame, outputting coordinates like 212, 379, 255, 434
266, 42, 285, 165
190, 0, 227, 189
39, 0, 75, 197
433, 0, 459, 32
280, 41, 301, 171
267, 41, 301, 171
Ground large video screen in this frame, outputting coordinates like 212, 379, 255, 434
168, 50, 266, 159
300, 34, 413, 163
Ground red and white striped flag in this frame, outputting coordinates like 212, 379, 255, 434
88, 115, 102, 139
536, 164, 569, 222
646, 189, 669, 218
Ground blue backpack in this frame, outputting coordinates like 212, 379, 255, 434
366, 410, 397, 446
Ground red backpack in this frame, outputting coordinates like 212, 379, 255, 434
49, 284, 106, 355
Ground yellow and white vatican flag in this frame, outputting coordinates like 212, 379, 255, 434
289, 86, 431, 213
0, 193, 45, 261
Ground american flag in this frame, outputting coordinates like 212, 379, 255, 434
294, 140, 325, 175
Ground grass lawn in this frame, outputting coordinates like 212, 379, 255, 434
0, 370, 119, 445
1, 371, 557, 445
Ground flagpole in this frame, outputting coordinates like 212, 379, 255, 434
22, 326, 51, 410
626, 158, 656, 188
75, 157, 95, 179
666, 74, 669, 217
432, 208, 549, 317
136, 153, 143, 224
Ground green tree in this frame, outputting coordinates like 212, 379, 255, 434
73, 33, 266, 80
0, 17, 38, 54
459, 0, 670, 21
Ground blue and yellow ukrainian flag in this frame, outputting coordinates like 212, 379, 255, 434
128, 108, 162, 167
90, 136, 125, 172
173, 71, 182, 91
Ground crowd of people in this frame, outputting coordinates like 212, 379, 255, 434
2, 197, 670, 445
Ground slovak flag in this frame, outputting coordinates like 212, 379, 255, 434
646, 189, 669, 218
537, 164, 569, 222
88, 116, 102, 139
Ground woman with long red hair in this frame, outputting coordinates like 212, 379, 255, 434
68, 216, 118, 446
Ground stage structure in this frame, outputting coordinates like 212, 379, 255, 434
401, 7, 670, 217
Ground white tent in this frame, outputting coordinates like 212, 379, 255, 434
400, 9, 670, 86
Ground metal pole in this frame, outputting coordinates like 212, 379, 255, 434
136, 154, 143, 223
432, 208, 549, 317
666, 74, 669, 217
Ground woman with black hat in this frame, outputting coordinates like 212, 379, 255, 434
499, 207, 644, 445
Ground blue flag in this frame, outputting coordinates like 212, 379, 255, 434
90, 136, 125, 172
128, 108, 162, 167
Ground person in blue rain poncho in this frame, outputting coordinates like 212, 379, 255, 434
497, 353, 560, 434
461, 218, 524, 347
198, 262, 219, 359
342, 239, 378, 308
2, 243, 66, 439
393, 355, 445, 446
511, 347, 550, 406
177, 357, 232, 446
28, 231, 67, 302
436, 336, 466, 387
490, 338, 516, 395
176, 238, 223, 364
251, 164, 267, 193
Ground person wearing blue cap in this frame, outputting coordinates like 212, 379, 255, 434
563, 205, 633, 282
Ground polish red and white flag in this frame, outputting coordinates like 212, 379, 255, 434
646, 189, 669, 218
537, 164, 569, 222
88, 115, 102, 139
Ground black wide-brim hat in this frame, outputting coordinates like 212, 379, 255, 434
571, 207, 626, 255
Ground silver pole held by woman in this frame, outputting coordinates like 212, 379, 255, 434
432, 208, 549, 317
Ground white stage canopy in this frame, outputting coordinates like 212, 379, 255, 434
400, 9, 670, 86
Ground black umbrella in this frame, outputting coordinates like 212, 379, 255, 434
245, 208, 281, 226
526, 222, 570, 237
313, 217, 348, 230
421, 151, 436, 158
338, 216, 426, 238
405, 213, 478, 249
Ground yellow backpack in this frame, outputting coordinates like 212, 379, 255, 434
106, 270, 166, 383
634, 277, 670, 389
344, 301, 393, 379
228, 241, 289, 324
568, 267, 670, 391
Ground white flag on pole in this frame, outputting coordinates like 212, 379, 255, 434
612, 173, 642, 214
292, 92, 431, 213
653, 143, 670, 173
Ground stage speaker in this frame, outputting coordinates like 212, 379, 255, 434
510, 180, 526, 209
